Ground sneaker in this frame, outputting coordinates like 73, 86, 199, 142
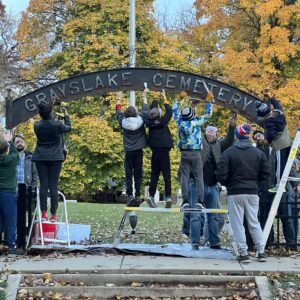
126, 196, 135, 207
268, 187, 277, 193
196, 202, 204, 209
165, 197, 172, 208
257, 252, 267, 262
127, 197, 142, 207
8, 247, 23, 256
180, 200, 190, 210
50, 215, 57, 222
210, 245, 222, 250
41, 211, 47, 221
146, 196, 157, 208
192, 244, 199, 251
237, 255, 251, 264
182, 233, 189, 240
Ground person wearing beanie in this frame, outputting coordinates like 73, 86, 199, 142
182, 112, 237, 250
172, 91, 213, 210
143, 90, 173, 208
216, 124, 271, 263
256, 92, 292, 192
115, 90, 149, 207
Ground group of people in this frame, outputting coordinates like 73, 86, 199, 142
116, 88, 299, 262
0, 86, 298, 260
0, 101, 71, 254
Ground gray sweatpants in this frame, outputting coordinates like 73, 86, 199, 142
227, 194, 265, 256
179, 151, 204, 202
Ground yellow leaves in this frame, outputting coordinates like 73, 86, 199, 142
255, 0, 283, 20
258, 25, 296, 64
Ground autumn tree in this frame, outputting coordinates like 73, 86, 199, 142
16, 0, 200, 199
187, 0, 300, 133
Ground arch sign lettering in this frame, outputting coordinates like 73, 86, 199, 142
5, 67, 262, 129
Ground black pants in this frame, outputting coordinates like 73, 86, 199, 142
125, 150, 143, 198
35, 161, 62, 215
149, 148, 171, 197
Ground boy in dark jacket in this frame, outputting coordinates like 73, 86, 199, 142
256, 92, 292, 190
216, 124, 271, 263
0, 130, 19, 255
116, 90, 149, 207
144, 90, 173, 208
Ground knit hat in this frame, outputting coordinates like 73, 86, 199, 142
181, 107, 195, 121
124, 106, 137, 118
149, 107, 161, 120
234, 124, 251, 140
256, 100, 270, 117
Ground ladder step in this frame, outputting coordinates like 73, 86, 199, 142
287, 177, 300, 182
34, 221, 68, 225
35, 237, 69, 243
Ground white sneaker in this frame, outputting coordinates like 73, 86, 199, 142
146, 196, 157, 208
165, 197, 172, 208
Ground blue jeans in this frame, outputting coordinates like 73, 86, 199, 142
182, 179, 205, 246
278, 193, 296, 246
203, 185, 222, 246
0, 192, 17, 248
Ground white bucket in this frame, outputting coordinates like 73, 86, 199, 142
57, 224, 91, 243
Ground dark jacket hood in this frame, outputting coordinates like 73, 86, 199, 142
234, 139, 253, 149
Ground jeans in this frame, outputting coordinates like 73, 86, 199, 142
0, 192, 17, 248
182, 179, 205, 246
35, 161, 62, 215
277, 193, 296, 246
182, 182, 223, 246
291, 206, 299, 239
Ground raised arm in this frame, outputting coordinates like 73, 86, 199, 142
160, 90, 173, 126
59, 107, 71, 134
221, 112, 237, 151
172, 91, 187, 124
115, 91, 125, 126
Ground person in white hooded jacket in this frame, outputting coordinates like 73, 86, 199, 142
116, 90, 149, 206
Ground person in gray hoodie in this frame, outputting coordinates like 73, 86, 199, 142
116, 90, 149, 207
216, 124, 271, 263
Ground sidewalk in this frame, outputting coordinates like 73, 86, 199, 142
1, 254, 299, 274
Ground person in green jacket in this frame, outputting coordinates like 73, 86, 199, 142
0, 130, 19, 255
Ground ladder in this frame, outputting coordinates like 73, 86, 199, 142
263, 127, 300, 247
113, 207, 239, 255
26, 189, 71, 249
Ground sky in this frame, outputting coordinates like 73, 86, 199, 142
2, 0, 195, 19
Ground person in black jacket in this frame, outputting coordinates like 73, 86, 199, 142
31, 102, 71, 222
144, 90, 173, 208
216, 124, 271, 263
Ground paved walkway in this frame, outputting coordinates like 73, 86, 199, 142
1, 254, 299, 274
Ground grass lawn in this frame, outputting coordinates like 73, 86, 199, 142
57, 202, 200, 245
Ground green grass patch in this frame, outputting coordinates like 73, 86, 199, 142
57, 202, 195, 244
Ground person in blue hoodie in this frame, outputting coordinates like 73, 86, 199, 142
173, 91, 213, 209
143, 90, 174, 208
116, 90, 149, 207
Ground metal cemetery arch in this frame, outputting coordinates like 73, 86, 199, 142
6, 67, 262, 129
